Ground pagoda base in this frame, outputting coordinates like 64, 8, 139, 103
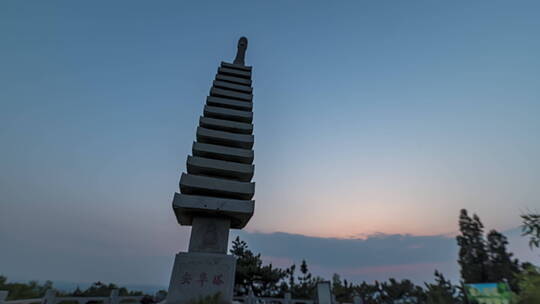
166, 252, 236, 304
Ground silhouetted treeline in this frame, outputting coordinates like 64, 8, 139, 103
0, 278, 154, 301
230, 209, 540, 303
230, 235, 458, 303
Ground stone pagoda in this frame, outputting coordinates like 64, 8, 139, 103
166, 37, 255, 304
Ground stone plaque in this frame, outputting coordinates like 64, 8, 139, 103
167, 252, 236, 304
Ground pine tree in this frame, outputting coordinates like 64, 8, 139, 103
229, 236, 286, 296
230, 236, 263, 294
296, 260, 313, 298
357, 281, 380, 304
486, 230, 520, 291
521, 212, 540, 249
424, 271, 459, 304
456, 209, 490, 283
287, 264, 296, 292
515, 263, 540, 303
380, 278, 426, 303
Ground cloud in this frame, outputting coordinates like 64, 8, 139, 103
1, 200, 538, 288
232, 231, 457, 268
230, 231, 459, 283
231, 229, 539, 284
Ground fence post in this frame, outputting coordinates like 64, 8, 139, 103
284, 292, 291, 304
247, 288, 256, 304
316, 282, 332, 304
352, 292, 362, 304
109, 289, 119, 304
0, 291, 9, 304
41, 290, 56, 304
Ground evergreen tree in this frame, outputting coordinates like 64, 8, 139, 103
257, 263, 287, 297
331, 274, 348, 302
296, 260, 313, 298
456, 209, 490, 283
521, 212, 540, 249
356, 281, 380, 304
424, 271, 458, 304
72, 286, 83, 297
229, 236, 286, 296
230, 236, 262, 294
379, 278, 426, 304
287, 264, 296, 293
515, 263, 540, 303
486, 230, 520, 291
0, 276, 53, 300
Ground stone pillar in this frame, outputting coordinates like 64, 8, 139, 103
188, 217, 231, 253
284, 292, 292, 304
0, 291, 8, 304
41, 290, 56, 304
247, 288, 256, 304
109, 289, 119, 304
352, 293, 362, 304
167, 37, 255, 304
316, 282, 332, 304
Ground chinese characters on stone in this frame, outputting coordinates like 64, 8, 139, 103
180, 272, 224, 287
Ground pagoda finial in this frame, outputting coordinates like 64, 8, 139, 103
233, 36, 248, 66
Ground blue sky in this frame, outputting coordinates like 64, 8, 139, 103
1, 0, 539, 288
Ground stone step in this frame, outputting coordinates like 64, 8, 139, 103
206, 96, 253, 111
180, 173, 255, 200
172, 192, 254, 229
192, 142, 254, 164
187, 156, 254, 181
210, 87, 252, 102
204, 105, 253, 123
213, 80, 252, 94
199, 116, 253, 134
218, 67, 251, 79
196, 127, 254, 149
215, 74, 252, 86
221, 61, 252, 72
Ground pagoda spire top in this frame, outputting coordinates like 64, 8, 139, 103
233, 36, 248, 66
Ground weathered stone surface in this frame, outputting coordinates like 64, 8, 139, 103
221, 61, 252, 71
197, 127, 254, 149
172, 193, 254, 228
210, 87, 253, 102
215, 74, 252, 86
167, 38, 253, 304
218, 67, 251, 79
199, 116, 253, 134
192, 142, 254, 164
204, 105, 253, 123
206, 96, 252, 111
167, 252, 236, 304
180, 173, 255, 200
189, 217, 230, 254
213, 80, 253, 94
187, 155, 254, 181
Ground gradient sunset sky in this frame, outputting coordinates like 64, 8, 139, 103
1, 1, 539, 287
